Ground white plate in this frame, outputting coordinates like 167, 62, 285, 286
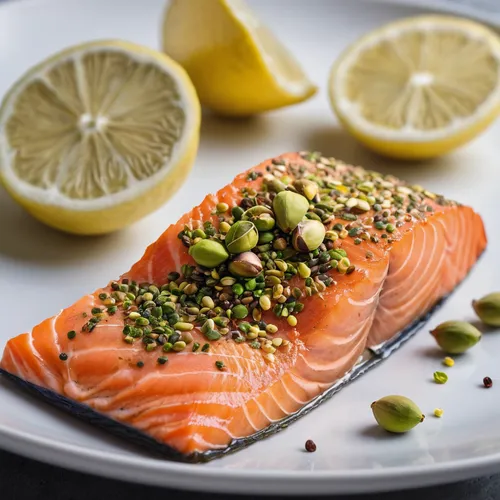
0, 0, 500, 495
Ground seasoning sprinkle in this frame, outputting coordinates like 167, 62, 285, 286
215, 360, 225, 371
59, 353, 68, 361
67, 330, 76, 340
483, 376, 493, 388
305, 439, 317, 452
137, 361, 145, 368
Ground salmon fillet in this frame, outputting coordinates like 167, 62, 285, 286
0, 152, 486, 461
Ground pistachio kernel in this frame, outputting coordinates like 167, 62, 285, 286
292, 220, 326, 253
189, 239, 229, 268
242, 206, 276, 232
273, 191, 309, 233
225, 221, 259, 254
229, 252, 263, 278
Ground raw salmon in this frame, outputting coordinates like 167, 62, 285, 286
0, 152, 486, 461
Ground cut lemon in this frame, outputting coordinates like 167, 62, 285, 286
162, 0, 317, 116
329, 16, 500, 159
0, 40, 200, 235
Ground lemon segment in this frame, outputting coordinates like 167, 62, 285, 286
162, 0, 316, 116
329, 16, 500, 159
0, 40, 200, 235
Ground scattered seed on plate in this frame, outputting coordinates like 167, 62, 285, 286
434, 371, 448, 384
434, 408, 444, 418
305, 439, 317, 452
443, 357, 454, 367
483, 376, 493, 388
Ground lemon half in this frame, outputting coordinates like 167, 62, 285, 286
329, 16, 500, 159
162, 0, 317, 116
0, 40, 200, 235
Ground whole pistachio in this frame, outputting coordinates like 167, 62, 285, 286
273, 191, 309, 233
228, 252, 263, 278
189, 239, 228, 268
472, 292, 500, 326
293, 179, 319, 201
430, 320, 481, 354
292, 219, 326, 252
225, 220, 259, 253
264, 175, 286, 193
242, 206, 276, 232
371, 395, 425, 433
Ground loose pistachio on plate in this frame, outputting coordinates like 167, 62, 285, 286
472, 292, 500, 326
430, 320, 481, 354
371, 395, 425, 433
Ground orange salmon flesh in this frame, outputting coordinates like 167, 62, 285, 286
0, 152, 487, 460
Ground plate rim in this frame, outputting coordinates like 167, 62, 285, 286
0, 0, 499, 494
1, 417, 500, 494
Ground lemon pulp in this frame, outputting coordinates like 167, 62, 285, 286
329, 16, 500, 159
0, 41, 200, 234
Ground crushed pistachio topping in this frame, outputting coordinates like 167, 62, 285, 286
443, 356, 455, 367
80, 152, 451, 361
434, 408, 444, 418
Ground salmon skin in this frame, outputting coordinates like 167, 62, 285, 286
0, 152, 487, 462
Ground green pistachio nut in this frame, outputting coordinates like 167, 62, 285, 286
293, 179, 319, 201
189, 239, 229, 268
292, 220, 326, 252
225, 220, 259, 253
232, 304, 249, 319
430, 320, 481, 354
472, 292, 500, 326
371, 395, 425, 433
273, 191, 310, 233
229, 252, 263, 278
264, 176, 286, 193
258, 231, 275, 245
242, 206, 276, 232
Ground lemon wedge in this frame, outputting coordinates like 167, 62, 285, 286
0, 40, 200, 235
329, 16, 500, 159
162, 0, 317, 116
